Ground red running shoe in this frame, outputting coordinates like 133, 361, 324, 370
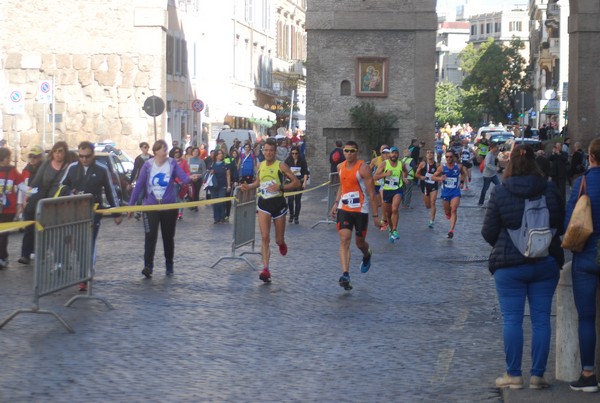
278, 242, 288, 256
259, 268, 271, 283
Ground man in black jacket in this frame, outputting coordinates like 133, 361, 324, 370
548, 141, 569, 201
569, 142, 586, 184
60, 141, 122, 290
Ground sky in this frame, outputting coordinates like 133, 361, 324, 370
436, 0, 527, 15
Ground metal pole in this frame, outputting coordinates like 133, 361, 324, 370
51, 76, 56, 145
152, 97, 157, 142
153, 116, 158, 143
12, 116, 17, 167
521, 91, 524, 133
42, 103, 46, 150
288, 90, 295, 131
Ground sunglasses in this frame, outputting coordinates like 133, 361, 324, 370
79, 154, 93, 159
343, 149, 357, 153
291, 152, 298, 155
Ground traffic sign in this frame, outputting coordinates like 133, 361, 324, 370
38, 80, 53, 103
192, 99, 205, 112
6, 89, 25, 115
143, 96, 165, 117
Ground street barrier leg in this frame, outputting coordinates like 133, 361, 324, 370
0, 309, 75, 333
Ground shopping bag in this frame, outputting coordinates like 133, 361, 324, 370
202, 173, 214, 191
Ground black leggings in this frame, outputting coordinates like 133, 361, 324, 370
143, 210, 178, 269
287, 194, 302, 219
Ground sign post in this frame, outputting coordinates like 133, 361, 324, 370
143, 96, 165, 142
192, 99, 205, 145
6, 89, 25, 166
38, 80, 54, 149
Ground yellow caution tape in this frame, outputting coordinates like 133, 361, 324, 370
97, 196, 236, 215
0, 220, 41, 234
283, 180, 330, 197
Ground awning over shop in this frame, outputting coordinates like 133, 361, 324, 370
228, 103, 276, 121
540, 99, 560, 115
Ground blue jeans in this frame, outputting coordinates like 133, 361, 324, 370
212, 186, 227, 222
478, 175, 500, 205
572, 251, 600, 371
494, 258, 560, 377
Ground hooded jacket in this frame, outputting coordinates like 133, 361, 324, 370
481, 175, 565, 273
128, 157, 191, 205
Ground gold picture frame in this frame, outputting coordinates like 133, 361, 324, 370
356, 57, 389, 97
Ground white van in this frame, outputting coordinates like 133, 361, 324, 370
216, 129, 257, 150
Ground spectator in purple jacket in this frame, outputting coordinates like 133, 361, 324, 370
128, 139, 199, 278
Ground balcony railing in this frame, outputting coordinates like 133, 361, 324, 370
289, 60, 306, 76
547, 3, 560, 16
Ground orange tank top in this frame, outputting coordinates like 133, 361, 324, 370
338, 160, 370, 214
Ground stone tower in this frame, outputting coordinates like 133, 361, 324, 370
306, 0, 437, 176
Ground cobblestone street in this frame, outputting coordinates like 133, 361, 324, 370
0, 171, 541, 402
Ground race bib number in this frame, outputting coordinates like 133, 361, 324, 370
259, 179, 280, 199
189, 163, 200, 172
341, 191, 361, 209
291, 166, 302, 178
425, 172, 435, 184
384, 176, 400, 188
444, 177, 457, 189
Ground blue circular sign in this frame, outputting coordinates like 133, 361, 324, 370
192, 99, 205, 112
40, 82, 50, 93
10, 91, 22, 102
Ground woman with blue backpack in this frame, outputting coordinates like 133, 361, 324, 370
482, 145, 564, 390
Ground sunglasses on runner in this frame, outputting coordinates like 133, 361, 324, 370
343, 149, 357, 153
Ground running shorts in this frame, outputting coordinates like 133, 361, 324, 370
420, 182, 439, 195
257, 196, 288, 219
382, 188, 404, 204
337, 209, 369, 238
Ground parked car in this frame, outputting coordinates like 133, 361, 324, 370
488, 132, 515, 146
498, 138, 544, 169
95, 151, 131, 206
475, 125, 510, 143
94, 143, 135, 172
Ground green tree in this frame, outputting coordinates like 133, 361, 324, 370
349, 101, 398, 152
459, 37, 529, 123
435, 81, 463, 125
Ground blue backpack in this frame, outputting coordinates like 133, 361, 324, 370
507, 196, 554, 258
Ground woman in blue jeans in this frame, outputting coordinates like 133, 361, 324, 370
565, 137, 600, 393
210, 149, 231, 223
482, 145, 564, 390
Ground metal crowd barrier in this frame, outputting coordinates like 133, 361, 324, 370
312, 172, 339, 228
211, 187, 260, 270
0, 194, 111, 333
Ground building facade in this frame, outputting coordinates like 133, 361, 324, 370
306, 0, 437, 176
435, 21, 471, 86
528, 0, 569, 132
0, 0, 306, 163
468, 5, 530, 61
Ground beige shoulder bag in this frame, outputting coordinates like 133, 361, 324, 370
562, 176, 593, 252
